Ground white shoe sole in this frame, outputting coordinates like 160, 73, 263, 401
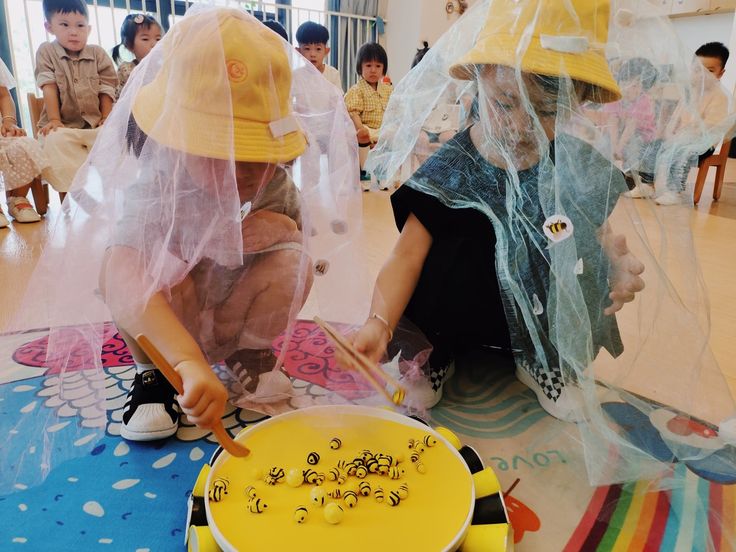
120, 422, 178, 441
515, 367, 585, 423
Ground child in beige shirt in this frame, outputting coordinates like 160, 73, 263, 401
35, 0, 117, 196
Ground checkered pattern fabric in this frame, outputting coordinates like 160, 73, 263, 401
344, 78, 393, 130
523, 364, 565, 402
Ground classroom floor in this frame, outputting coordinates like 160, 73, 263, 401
1, 170, 735, 550
3, 169, 736, 392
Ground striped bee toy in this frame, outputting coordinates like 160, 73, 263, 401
208, 477, 229, 502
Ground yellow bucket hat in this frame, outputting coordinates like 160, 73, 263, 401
450, 0, 622, 103
132, 8, 307, 163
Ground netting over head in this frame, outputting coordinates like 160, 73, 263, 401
1, 6, 372, 493
0, 58, 16, 89
368, 0, 736, 496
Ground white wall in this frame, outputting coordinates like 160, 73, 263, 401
385, 0, 480, 82
671, 12, 736, 92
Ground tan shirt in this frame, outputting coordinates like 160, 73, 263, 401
35, 41, 117, 129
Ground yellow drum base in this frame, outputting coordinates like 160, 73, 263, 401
187, 406, 511, 551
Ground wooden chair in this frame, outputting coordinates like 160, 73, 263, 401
693, 138, 731, 205
26, 93, 50, 215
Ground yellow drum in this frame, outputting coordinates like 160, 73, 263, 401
187, 405, 511, 551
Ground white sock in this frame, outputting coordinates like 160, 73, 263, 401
135, 362, 156, 374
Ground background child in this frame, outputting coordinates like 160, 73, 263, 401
35, 0, 117, 198
112, 13, 163, 98
603, 57, 659, 194
296, 21, 342, 92
0, 58, 47, 226
262, 19, 289, 42
345, 42, 392, 180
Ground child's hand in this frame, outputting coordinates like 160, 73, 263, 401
1, 119, 25, 137
604, 233, 645, 315
357, 126, 371, 144
336, 319, 391, 368
175, 359, 229, 429
39, 119, 64, 136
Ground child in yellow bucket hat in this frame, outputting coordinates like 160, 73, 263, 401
344, 0, 647, 421
98, 8, 320, 441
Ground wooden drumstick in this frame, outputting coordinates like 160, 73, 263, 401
135, 334, 250, 458
313, 317, 406, 406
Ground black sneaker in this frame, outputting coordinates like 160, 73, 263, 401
120, 369, 180, 441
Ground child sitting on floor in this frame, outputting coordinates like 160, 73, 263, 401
35, 0, 117, 199
112, 13, 163, 98
0, 58, 48, 226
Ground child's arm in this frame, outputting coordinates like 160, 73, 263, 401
96, 49, 118, 125
100, 246, 228, 429
349, 112, 366, 132
345, 85, 369, 134
35, 44, 65, 136
340, 213, 433, 364
98, 94, 113, 124
0, 86, 25, 137
615, 117, 638, 158
39, 84, 64, 136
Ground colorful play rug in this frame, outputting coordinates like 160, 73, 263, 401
1, 321, 734, 551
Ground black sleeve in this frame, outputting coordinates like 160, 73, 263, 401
391, 184, 489, 239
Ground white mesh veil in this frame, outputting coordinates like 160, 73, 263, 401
1, 6, 371, 492
368, 0, 736, 502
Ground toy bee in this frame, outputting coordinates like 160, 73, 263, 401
416, 461, 427, 474
359, 449, 374, 462
343, 490, 358, 508
412, 441, 426, 454
208, 477, 229, 502
376, 453, 398, 467
409, 451, 421, 463
329, 437, 342, 450
244, 485, 257, 499
302, 469, 325, 485
422, 434, 437, 447
286, 468, 303, 488
354, 465, 368, 479
546, 219, 567, 235
327, 488, 343, 499
310, 486, 326, 506
294, 506, 309, 524
324, 503, 344, 525
388, 466, 405, 480
374, 485, 385, 503
365, 457, 379, 473
397, 482, 409, 499
265, 467, 285, 485
327, 467, 345, 483
388, 490, 401, 507
392, 388, 406, 405
358, 481, 371, 497
408, 438, 416, 449
307, 452, 320, 465
248, 497, 268, 513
